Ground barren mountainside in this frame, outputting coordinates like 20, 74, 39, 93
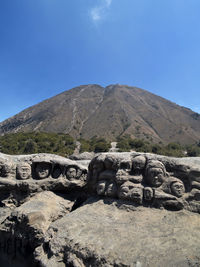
0, 84, 200, 144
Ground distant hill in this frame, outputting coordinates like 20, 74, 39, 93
0, 84, 200, 144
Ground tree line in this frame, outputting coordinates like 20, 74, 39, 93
0, 133, 110, 157
116, 135, 200, 157
0, 132, 200, 157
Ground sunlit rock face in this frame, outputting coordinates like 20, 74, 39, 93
88, 152, 200, 213
0, 153, 88, 201
0, 152, 200, 266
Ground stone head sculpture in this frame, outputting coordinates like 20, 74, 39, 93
145, 160, 166, 187
66, 166, 77, 179
106, 181, 118, 197
89, 156, 105, 182
16, 163, 31, 180
118, 182, 143, 204
104, 156, 119, 170
96, 180, 117, 197
97, 180, 107, 196
115, 169, 130, 184
0, 162, 13, 178
115, 159, 132, 184
35, 162, 51, 179
132, 155, 146, 175
143, 187, 154, 201
170, 180, 185, 197
119, 160, 132, 171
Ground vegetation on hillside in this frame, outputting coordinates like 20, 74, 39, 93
116, 135, 200, 157
0, 132, 75, 157
79, 136, 111, 153
0, 133, 111, 156
0, 132, 200, 157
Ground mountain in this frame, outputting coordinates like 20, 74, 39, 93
0, 84, 200, 144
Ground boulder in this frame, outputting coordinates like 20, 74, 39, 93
0, 152, 200, 266
35, 198, 200, 267
0, 191, 74, 266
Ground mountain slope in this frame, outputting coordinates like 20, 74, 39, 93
0, 84, 200, 144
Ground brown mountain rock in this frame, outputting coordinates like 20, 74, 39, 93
0, 84, 200, 144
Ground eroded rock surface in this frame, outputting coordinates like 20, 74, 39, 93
0, 152, 200, 266
35, 198, 200, 267
0, 191, 73, 266
88, 152, 200, 213
0, 153, 87, 208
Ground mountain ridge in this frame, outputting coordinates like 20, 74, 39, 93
0, 84, 200, 144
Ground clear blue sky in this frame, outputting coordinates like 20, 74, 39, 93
1, 0, 200, 122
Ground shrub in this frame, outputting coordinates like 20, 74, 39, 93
0, 132, 75, 157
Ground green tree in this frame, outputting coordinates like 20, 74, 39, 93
186, 145, 200, 157
23, 139, 38, 154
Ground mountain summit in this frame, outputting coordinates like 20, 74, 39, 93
0, 84, 200, 144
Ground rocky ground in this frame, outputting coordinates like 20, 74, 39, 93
0, 152, 200, 266
35, 198, 200, 267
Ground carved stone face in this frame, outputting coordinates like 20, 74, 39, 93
96, 180, 117, 197
79, 170, 87, 181
0, 162, 12, 177
145, 160, 166, 187
66, 167, 77, 179
146, 167, 165, 187
115, 169, 130, 184
104, 156, 119, 170
143, 187, 154, 201
16, 163, 31, 180
132, 156, 146, 174
97, 180, 107, 195
119, 183, 131, 199
106, 181, 117, 197
130, 187, 143, 203
35, 163, 51, 179
118, 182, 143, 203
171, 181, 185, 197
119, 160, 132, 171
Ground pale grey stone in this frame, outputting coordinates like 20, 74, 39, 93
35, 199, 200, 267
0, 152, 200, 266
